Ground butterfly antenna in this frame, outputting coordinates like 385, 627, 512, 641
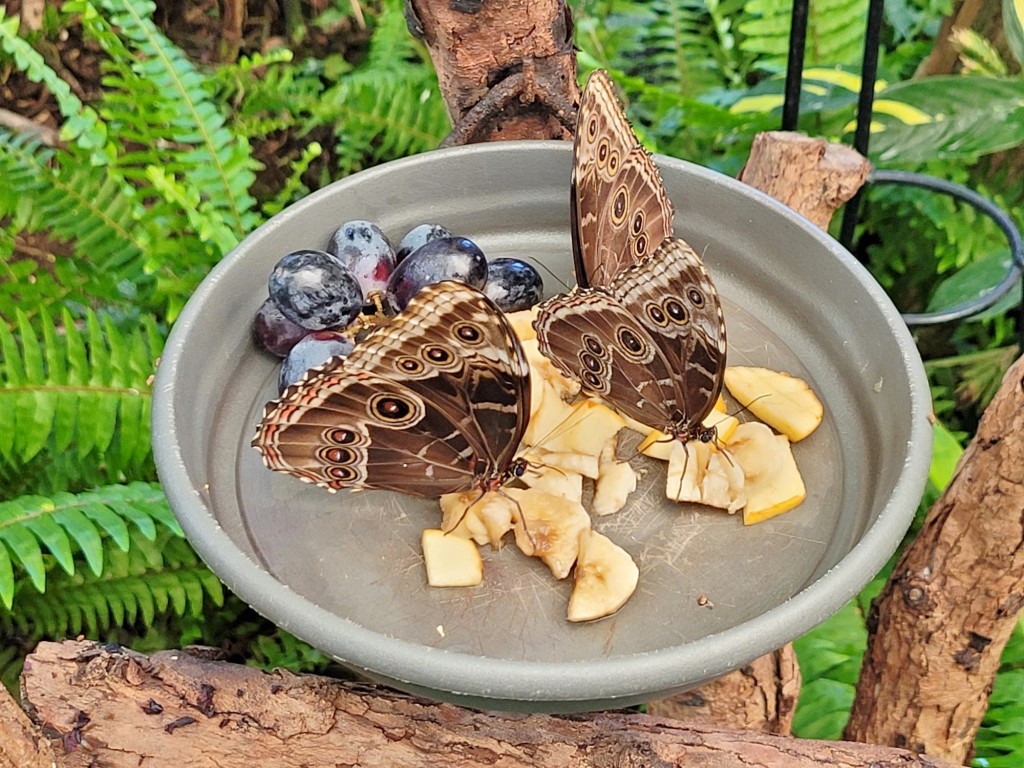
728, 393, 771, 420
527, 402, 605, 454
445, 488, 488, 535
529, 258, 571, 293
498, 488, 537, 551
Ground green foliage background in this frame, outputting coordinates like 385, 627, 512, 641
1, 0, 1022, 762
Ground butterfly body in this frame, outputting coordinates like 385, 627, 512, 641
253, 281, 530, 499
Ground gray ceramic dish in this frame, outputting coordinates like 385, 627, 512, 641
152, 141, 931, 712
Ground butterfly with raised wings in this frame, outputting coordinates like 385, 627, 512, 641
536, 69, 728, 443
253, 281, 530, 498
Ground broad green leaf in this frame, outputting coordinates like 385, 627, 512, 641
870, 77, 1024, 163
927, 249, 1018, 319
792, 678, 854, 739
930, 420, 964, 491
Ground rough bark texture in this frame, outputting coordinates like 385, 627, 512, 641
17, 640, 966, 768
649, 644, 802, 733
0, 682, 56, 768
738, 131, 872, 230
844, 357, 1024, 761
408, 0, 579, 145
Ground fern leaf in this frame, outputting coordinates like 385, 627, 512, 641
0, 481, 177, 610
0, 307, 161, 486
89, 0, 261, 242
739, 0, 869, 69
0, 129, 149, 312
0, 8, 109, 158
1, 531, 222, 638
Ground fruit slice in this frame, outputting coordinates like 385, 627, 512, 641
506, 488, 591, 580
524, 447, 600, 479
592, 443, 639, 516
723, 366, 823, 442
421, 529, 483, 587
567, 530, 639, 622
538, 400, 626, 457
505, 306, 540, 343
725, 421, 807, 524
520, 463, 584, 503
439, 490, 515, 548
665, 440, 745, 512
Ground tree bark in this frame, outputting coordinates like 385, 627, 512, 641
648, 644, 802, 733
844, 356, 1024, 761
0, 680, 56, 768
15, 639, 966, 768
408, 0, 579, 146
738, 131, 872, 230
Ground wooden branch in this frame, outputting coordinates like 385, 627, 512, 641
16, 640, 966, 768
844, 356, 1024, 761
738, 131, 871, 230
408, 0, 579, 145
0, 681, 56, 768
648, 643, 801, 733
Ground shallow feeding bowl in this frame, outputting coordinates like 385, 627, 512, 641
152, 141, 931, 712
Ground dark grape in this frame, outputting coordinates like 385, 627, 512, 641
278, 331, 356, 393
395, 223, 453, 263
384, 236, 487, 312
269, 249, 364, 331
253, 298, 308, 357
483, 258, 544, 313
327, 220, 396, 296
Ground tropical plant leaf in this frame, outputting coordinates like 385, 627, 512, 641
869, 77, 1024, 163
0, 307, 160, 486
1004, 0, 1024, 70
0, 530, 221, 638
0, 481, 175, 609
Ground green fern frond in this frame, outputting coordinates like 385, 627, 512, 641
0, 129, 150, 313
91, 0, 261, 238
0, 306, 161, 485
0, 481, 176, 610
0, 8, 109, 159
1, 530, 221, 638
739, 0, 869, 69
66, 0, 261, 263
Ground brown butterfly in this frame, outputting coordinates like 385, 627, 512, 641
571, 69, 675, 289
536, 70, 726, 442
253, 281, 530, 498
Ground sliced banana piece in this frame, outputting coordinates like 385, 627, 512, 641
567, 530, 639, 622
422, 529, 483, 587
725, 421, 807, 524
724, 366, 823, 442
506, 487, 592, 580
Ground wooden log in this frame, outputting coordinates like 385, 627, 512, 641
18, 639, 966, 768
0, 682, 56, 768
407, 0, 579, 145
738, 131, 872, 230
844, 356, 1024, 761
648, 644, 801, 733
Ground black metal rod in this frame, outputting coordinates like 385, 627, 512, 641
839, 0, 887, 249
862, 170, 1024, 333
781, 0, 810, 131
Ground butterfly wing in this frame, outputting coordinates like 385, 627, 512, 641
571, 69, 675, 289
607, 237, 727, 429
535, 238, 726, 434
253, 282, 530, 497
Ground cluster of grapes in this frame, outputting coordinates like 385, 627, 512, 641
253, 220, 544, 391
